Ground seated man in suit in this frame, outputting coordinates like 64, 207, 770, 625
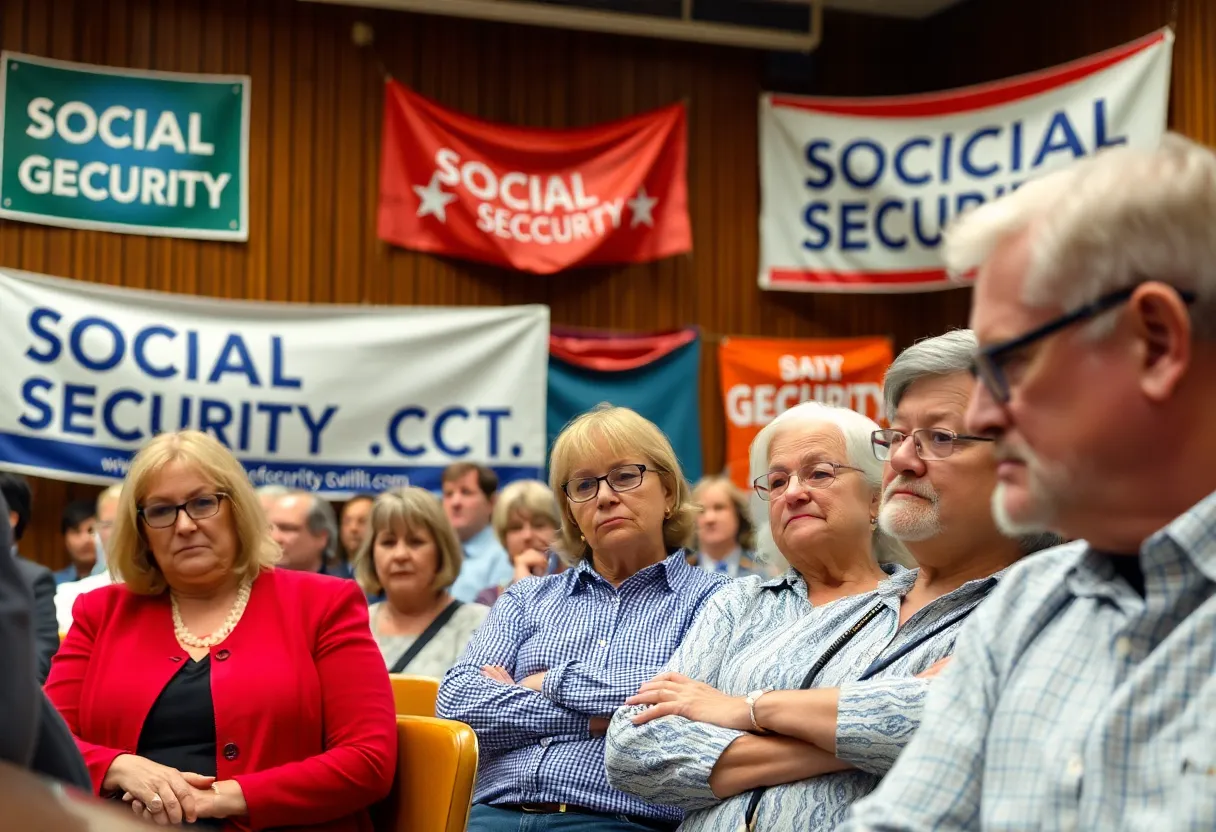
0, 488, 90, 791
0, 474, 59, 682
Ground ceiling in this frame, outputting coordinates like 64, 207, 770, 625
821, 0, 965, 18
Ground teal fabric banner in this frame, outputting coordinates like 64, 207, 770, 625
547, 328, 702, 483
0, 52, 249, 240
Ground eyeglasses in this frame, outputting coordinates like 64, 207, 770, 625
871, 428, 993, 461
562, 464, 660, 503
971, 285, 1197, 403
139, 493, 227, 529
753, 462, 861, 502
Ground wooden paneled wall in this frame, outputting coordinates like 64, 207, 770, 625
3, 0, 1211, 566
926, 0, 1214, 149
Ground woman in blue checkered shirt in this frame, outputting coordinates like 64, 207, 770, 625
437, 405, 729, 832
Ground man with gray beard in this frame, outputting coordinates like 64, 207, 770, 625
874, 329, 1059, 614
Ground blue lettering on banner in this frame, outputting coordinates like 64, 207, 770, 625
797, 100, 1129, 254
71, 317, 125, 372
839, 202, 868, 251
960, 127, 1000, 178
434, 407, 471, 456
388, 407, 427, 457
0, 430, 541, 494
386, 405, 517, 461
63, 383, 96, 436
12, 307, 524, 475
209, 334, 261, 386
133, 325, 177, 378
479, 408, 510, 457
103, 389, 144, 442
893, 137, 931, 186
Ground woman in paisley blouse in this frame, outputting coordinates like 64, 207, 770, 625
605, 335, 1059, 831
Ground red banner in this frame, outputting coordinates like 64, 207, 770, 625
377, 82, 691, 274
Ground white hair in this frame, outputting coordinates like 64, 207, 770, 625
96, 484, 123, 510
748, 401, 908, 567
883, 329, 978, 418
256, 484, 291, 498
944, 132, 1216, 338
291, 490, 339, 563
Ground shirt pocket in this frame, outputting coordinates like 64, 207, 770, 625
1177, 739, 1216, 828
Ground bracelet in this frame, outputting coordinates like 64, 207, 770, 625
745, 688, 774, 735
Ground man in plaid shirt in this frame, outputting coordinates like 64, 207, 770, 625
842, 134, 1216, 831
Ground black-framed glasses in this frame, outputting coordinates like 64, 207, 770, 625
139, 493, 227, 529
753, 462, 861, 502
871, 428, 993, 461
562, 464, 660, 503
971, 285, 1197, 403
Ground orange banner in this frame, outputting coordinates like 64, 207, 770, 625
718, 336, 893, 489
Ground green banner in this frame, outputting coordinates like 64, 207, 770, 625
0, 52, 249, 241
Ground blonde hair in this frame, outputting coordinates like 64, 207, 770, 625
353, 487, 464, 596
108, 431, 281, 595
492, 480, 560, 548
548, 405, 695, 565
690, 475, 757, 552
96, 484, 122, 513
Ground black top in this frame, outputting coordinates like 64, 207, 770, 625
136, 656, 223, 828
1105, 553, 1147, 598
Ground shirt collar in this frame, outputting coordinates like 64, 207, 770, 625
699, 547, 742, 571
462, 525, 499, 558
1067, 486, 1216, 597
877, 566, 919, 598
877, 563, 1012, 600
1155, 486, 1216, 583
759, 568, 802, 591
760, 561, 908, 594
566, 549, 688, 595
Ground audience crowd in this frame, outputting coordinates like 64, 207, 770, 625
3, 134, 1214, 831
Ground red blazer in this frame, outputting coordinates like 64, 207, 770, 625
45, 568, 397, 832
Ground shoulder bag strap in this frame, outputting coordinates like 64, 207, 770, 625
388, 600, 463, 675
742, 600, 887, 832
856, 578, 999, 682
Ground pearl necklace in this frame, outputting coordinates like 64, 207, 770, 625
171, 579, 253, 649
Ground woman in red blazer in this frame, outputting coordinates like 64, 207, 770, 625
45, 430, 397, 831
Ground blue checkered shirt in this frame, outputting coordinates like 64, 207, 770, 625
841, 487, 1216, 831
436, 550, 727, 821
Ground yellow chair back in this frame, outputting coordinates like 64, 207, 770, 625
388, 673, 440, 717
374, 715, 479, 832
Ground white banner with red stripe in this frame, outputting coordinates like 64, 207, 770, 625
758, 29, 1174, 294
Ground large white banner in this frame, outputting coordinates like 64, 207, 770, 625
759, 29, 1174, 293
0, 269, 549, 495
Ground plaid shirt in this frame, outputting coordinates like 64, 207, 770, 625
604, 564, 999, 831
842, 487, 1216, 831
436, 550, 727, 822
